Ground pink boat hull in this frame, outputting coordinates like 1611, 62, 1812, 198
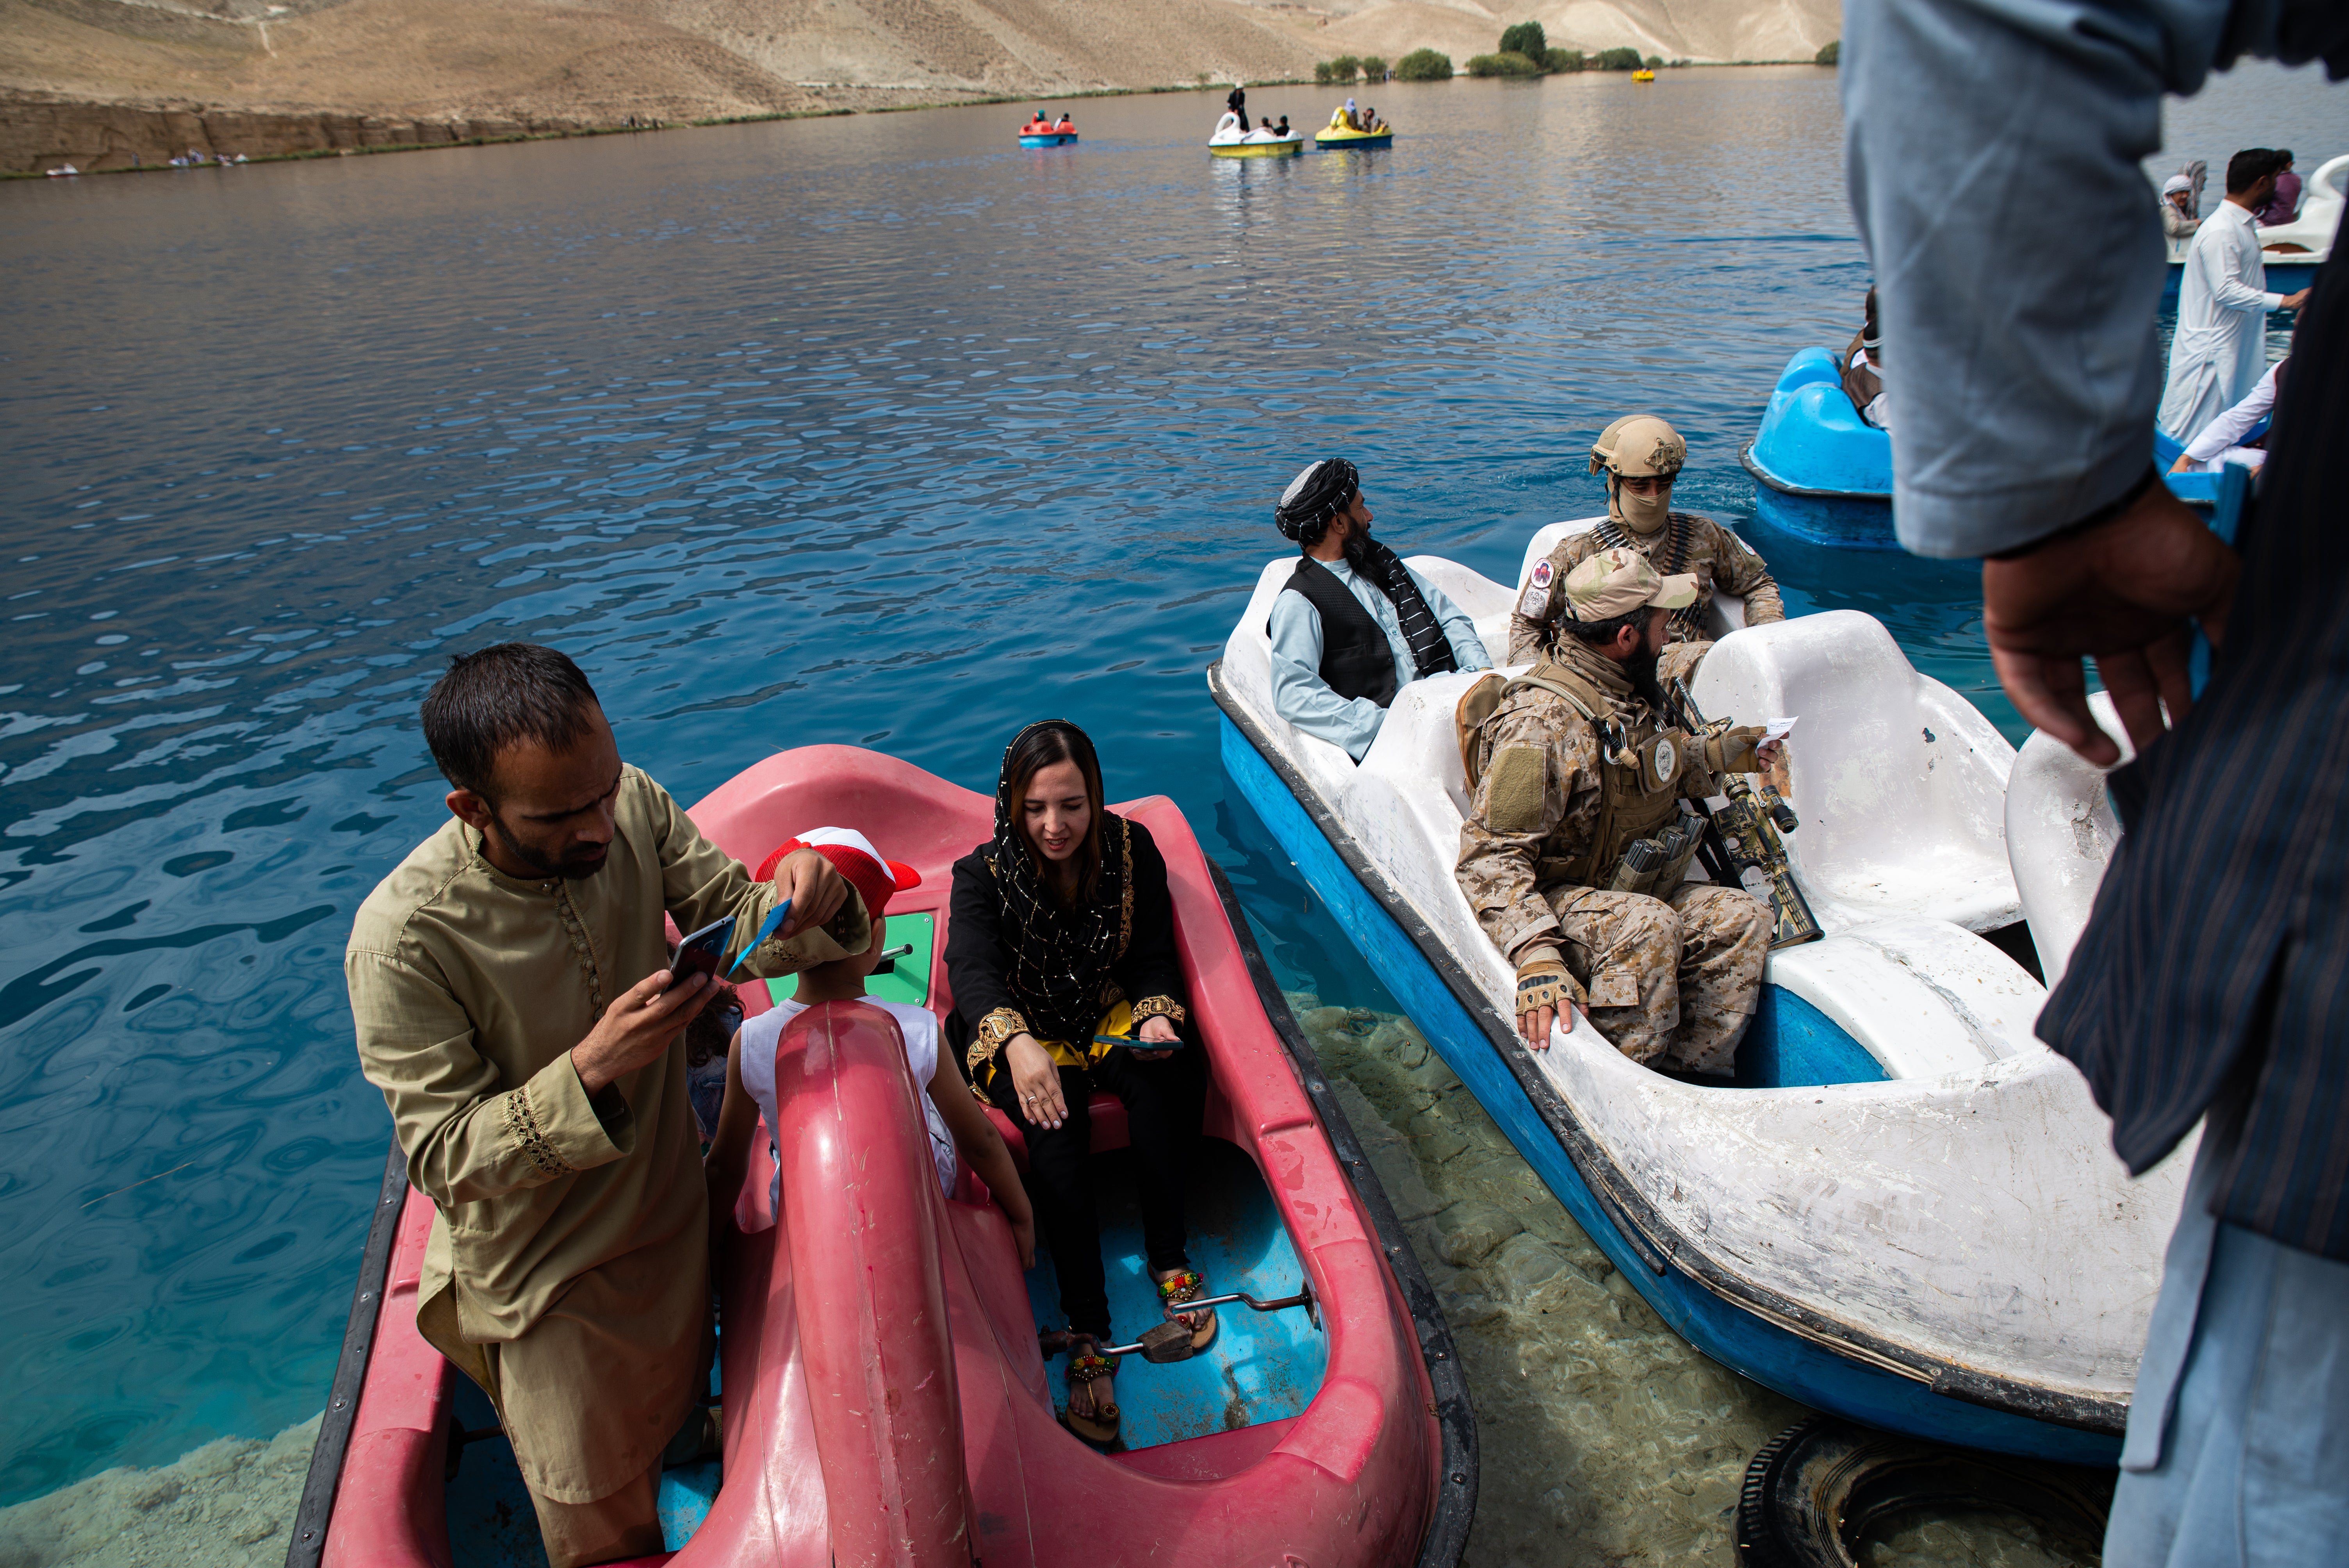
315, 745, 1463, 1566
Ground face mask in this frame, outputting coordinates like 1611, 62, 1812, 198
1611, 475, 1672, 536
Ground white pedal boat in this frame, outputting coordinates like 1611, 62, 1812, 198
1208, 521, 2187, 1462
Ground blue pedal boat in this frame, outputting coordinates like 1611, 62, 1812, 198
1743, 348, 2225, 547
1210, 534, 2195, 1465
1018, 130, 1079, 148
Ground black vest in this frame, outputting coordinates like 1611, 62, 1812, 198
1280, 558, 1398, 707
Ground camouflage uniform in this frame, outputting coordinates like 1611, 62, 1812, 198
1509, 514, 1786, 666
1456, 635, 1771, 1075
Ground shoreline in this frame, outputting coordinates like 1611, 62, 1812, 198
3, 63, 1832, 180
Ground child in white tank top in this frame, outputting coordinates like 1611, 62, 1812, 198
704, 827, 1033, 1267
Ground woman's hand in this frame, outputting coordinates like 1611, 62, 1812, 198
1130, 1014, 1181, 1062
1005, 1034, 1066, 1128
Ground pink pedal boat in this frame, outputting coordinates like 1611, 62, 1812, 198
292, 745, 1474, 1567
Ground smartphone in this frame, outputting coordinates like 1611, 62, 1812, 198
668, 915, 736, 991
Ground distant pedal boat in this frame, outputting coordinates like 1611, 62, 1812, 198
1018, 130, 1079, 147
1315, 123, 1394, 150
1210, 133, 1305, 158
1209, 523, 2192, 1466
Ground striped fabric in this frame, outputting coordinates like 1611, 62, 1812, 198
2038, 248, 2348, 1260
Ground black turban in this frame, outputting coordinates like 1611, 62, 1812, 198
1274, 458, 1360, 542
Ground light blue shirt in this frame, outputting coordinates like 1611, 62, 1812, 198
1841, 0, 2309, 559
1268, 556, 1492, 761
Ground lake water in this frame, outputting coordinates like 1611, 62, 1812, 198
1, 58, 2339, 1557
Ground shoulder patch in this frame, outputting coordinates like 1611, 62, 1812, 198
1531, 559, 1553, 588
1485, 746, 1548, 835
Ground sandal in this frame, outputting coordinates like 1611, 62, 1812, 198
1156, 1268, 1219, 1352
1060, 1335, 1121, 1444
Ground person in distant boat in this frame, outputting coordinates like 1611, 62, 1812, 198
1841, 288, 1892, 431
2254, 148, 2300, 226
1267, 457, 1494, 761
705, 825, 1034, 1264
2158, 147, 2310, 444
945, 720, 1214, 1446
1053, 111, 1075, 132
1459, 547, 1776, 1076
1272, 114, 1291, 137
347, 644, 863, 1568
2162, 173, 2203, 256
1228, 83, 1248, 125
1509, 415, 1784, 667
1362, 105, 1387, 133
2171, 350, 2289, 475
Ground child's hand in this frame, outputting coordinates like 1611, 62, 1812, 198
1011, 1210, 1037, 1270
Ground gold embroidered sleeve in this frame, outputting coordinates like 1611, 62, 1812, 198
966, 1007, 1030, 1077
1131, 995, 1187, 1026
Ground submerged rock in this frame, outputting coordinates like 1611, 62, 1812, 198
0, 1414, 321, 1567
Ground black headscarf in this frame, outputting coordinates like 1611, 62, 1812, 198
1275, 458, 1459, 681
981, 720, 1132, 1046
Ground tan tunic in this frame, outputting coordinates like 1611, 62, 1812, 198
1508, 513, 1785, 665
347, 764, 867, 1501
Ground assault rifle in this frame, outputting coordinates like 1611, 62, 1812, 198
1666, 677, 1823, 950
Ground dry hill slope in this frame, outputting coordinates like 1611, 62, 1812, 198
3, 0, 1836, 171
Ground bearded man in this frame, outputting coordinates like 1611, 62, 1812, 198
347, 643, 864, 1567
1266, 457, 1493, 761
1510, 415, 1784, 668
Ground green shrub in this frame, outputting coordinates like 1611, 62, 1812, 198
1595, 46, 1642, 70
1330, 53, 1361, 82
1360, 55, 1388, 79
1814, 39, 1840, 65
1466, 50, 1542, 76
1499, 21, 1547, 59
1643, 53, 1663, 68
1394, 48, 1453, 81
1543, 46, 1585, 71
1314, 60, 1335, 84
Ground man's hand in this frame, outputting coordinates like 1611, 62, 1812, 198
1130, 1013, 1181, 1062
2281, 288, 2312, 311
1982, 481, 2237, 766
768, 847, 850, 941
1514, 949, 1579, 1049
573, 968, 714, 1093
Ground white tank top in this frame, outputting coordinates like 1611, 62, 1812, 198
739, 999, 958, 1210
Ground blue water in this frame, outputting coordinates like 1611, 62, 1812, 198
1, 61, 2338, 1503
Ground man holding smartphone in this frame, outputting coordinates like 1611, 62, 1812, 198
347, 643, 862, 1568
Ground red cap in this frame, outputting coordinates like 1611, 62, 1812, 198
755, 826, 920, 921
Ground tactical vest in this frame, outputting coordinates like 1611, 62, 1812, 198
1458, 662, 1702, 893
1582, 513, 1708, 642
1278, 557, 1398, 708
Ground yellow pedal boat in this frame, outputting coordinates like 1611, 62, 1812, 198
1209, 134, 1305, 158
1314, 123, 1394, 150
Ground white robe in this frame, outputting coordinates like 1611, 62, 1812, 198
2157, 201, 2281, 444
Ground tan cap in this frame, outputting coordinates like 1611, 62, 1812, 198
1561, 545, 1698, 621
1589, 415, 1686, 479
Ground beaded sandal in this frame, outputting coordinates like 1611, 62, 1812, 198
1156, 1268, 1219, 1351
1061, 1335, 1121, 1444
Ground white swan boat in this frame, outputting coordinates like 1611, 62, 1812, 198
1208, 521, 2187, 1462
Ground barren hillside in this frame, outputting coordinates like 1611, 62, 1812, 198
2, 0, 1838, 170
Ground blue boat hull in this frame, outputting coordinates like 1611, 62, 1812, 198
1018, 132, 1078, 147
2164, 258, 2317, 300
1215, 704, 2125, 1465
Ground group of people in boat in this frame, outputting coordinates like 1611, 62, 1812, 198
1212, 108, 1294, 143
1266, 421, 1788, 1076
1021, 110, 1077, 135
2158, 146, 2312, 478
350, 650, 1213, 1564
1327, 99, 1389, 134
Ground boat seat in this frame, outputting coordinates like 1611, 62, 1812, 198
1775, 345, 1843, 394
1692, 611, 2019, 933
2004, 692, 2130, 989
985, 1093, 1129, 1172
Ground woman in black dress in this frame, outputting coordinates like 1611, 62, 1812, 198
946, 720, 1213, 1443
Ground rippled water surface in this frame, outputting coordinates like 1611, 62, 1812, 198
2, 59, 2339, 1532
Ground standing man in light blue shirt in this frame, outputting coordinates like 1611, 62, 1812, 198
1266, 458, 1492, 761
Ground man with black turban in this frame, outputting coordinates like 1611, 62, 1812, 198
1267, 458, 1492, 761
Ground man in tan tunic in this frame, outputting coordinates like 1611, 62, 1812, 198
1509, 415, 1785, 666
1461, 549, 1774, 1076
347, 643, 863, 1566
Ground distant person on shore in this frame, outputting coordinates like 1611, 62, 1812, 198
2255, 148, 2301, 225
348, 643, 864, 1568
2158, 147, 2310, 443
1844, 3, 2349, 1561
1842, 287, 1891, 430
2161, 173, 2202, 257
1268, 458, 1491, 761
